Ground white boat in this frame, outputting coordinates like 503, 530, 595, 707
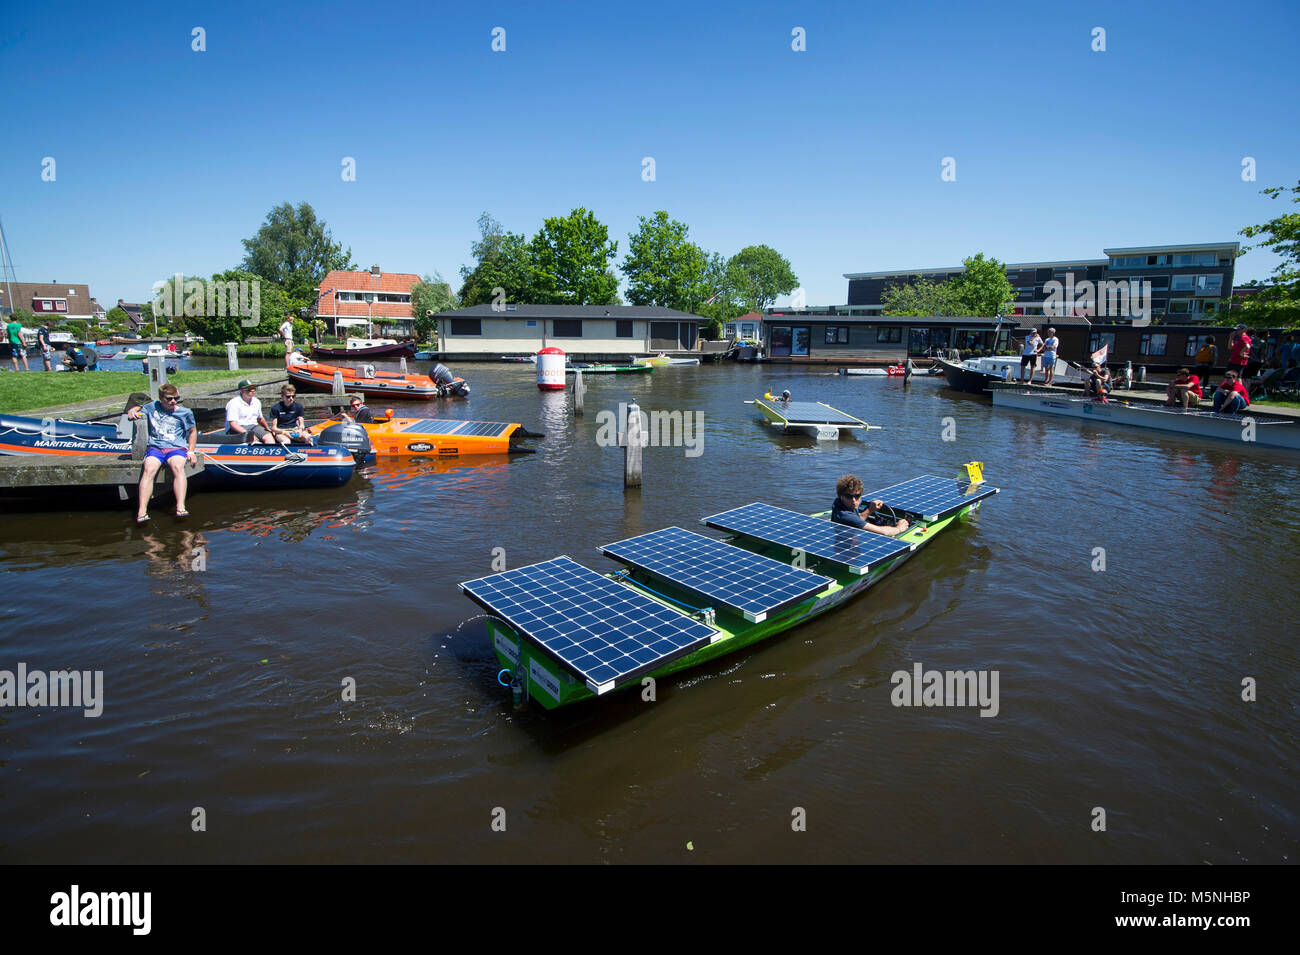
991, 389, 1300, 451
938, 354, 1083, 394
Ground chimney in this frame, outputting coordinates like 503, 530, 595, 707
370, 264, 381, 276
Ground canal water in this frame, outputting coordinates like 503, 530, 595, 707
1, 361, 1296, 863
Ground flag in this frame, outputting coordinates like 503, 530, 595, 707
1091, 343, 1108, 365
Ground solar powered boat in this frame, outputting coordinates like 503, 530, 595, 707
460, 466, 998, 709
752, 396, 873, 440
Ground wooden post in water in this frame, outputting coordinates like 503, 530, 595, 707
147, 352, 167, 401
226, 342, 239, 370
904, 358, 914, 382
573, 369, 585, 415
132, 415, 148, 461
400, 357, 408, 374
332, 370, 345, 396
624, 399, 643, 488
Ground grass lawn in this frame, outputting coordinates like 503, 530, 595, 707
0, 370, 253, 414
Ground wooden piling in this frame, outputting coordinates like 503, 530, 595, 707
624, 399, 643, 488
400, 357, 408, 374
132, 416, 148, 460
147, 352, 167, 401
573, 370, 585, 415
226, 342, 239, 370
332, 370, 345, 395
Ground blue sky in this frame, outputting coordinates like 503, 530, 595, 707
3, 0, 1298, 308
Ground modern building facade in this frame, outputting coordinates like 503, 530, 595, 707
433, 304, 702, 359
843, 241, 1240, 324
316, 266, 420, 337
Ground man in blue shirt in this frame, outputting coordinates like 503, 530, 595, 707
126, 383, 198, 523
830, 474, 910, 537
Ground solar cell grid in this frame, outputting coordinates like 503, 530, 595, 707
867, 475, 999, 521
598, 526, 834, 622
400, 419, 511, 437
460, 557, 718, 692
761, 400, 864, 426
701, 503, 911, 574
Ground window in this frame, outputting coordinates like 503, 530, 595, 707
1148, 276, 1170, 290
1171, 275, 1195, 291
1139, 333, 1168, 356
552, 319, 582, 337
792, 327, 811, 356
876, 326, 902, 343
824, 326, 849, 344
1194, 275, 1223, 295
1184, 337, 1204, 357
770, 326, 792, 357
1153, 299, 1167, 311
1167, 300, 1191, 314
616, 320, 633, 337
449, 318, 481, 335
1088, 331, 1117, 354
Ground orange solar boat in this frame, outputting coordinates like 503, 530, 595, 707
288, 359, 468, 399
306, 413, 540, 456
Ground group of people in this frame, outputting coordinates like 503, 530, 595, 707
7, 319, 62, 372
1019, 327, 1062, 385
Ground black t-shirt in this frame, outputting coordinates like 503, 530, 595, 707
269, 400, 305, 428
351, 405, 375, 423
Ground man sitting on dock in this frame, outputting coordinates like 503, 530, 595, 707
831, 475, 910, 537
1211, 372, 1251, 415
225, 379, 275, 443
126, 383, 197, 523
1165, 368, 1203, 409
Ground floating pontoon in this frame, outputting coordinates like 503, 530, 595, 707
752, 397, 872, 440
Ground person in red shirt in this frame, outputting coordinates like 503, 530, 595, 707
1165, 368, 1203, 408
1227, 325, 1252, 377
1211, 371, 1251, 414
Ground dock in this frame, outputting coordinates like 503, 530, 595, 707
0, 453, 203, 496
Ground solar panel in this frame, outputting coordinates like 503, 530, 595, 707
701, 503, 912, 575
399, 419, 512, 437
760, 400, 864, 427
598, 526, 834, 623
866, 475, 1000, 521
459, 557, 719, 694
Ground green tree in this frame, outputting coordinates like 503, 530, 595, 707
411, 272, 458, 341
621, 211, 709, 311
105, 305, 132, 329
529, 207, 620, 305
240, 202, 353, 304
726, 245, 798, 312
952, 253, 1014, 316
458, 212, 543, 306
1235, 181, 1300, 328
880, 276, 963, 316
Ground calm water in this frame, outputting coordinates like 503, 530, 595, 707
2, 361, 1296, 863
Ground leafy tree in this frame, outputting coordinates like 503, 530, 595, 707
240, 202, 353, 304
1235, 181, 1300, 328
458, 213, 542, 306
726, 245, 798, 312
411, 272, 458, 341
881, 276, 963, 316
105, 306, 132, 328
952, 253, 1014, 316
621, 211, 709, 311
529, 207, 619, 305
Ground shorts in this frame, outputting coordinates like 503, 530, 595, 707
145, 447, 189, 464
1020, 354, 1038, 368
1042, 352, 1056, 366
230, 425, 270, 442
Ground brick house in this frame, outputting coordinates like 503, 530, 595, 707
316, 265, 420, 338
0, 281, 99, 324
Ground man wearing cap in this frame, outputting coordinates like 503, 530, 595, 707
225, 379, 275, 443
126, 383, 198, 522
1227, 326, 1252, 379
1018, 329, 1042, 382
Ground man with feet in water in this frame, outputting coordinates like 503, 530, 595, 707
831, 474, 910, 537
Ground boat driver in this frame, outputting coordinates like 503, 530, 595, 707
341, 396, 375, 424
831, 474, 910, 537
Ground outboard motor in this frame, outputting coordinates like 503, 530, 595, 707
316, 421, 372, 464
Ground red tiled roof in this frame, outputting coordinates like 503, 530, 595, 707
316, 269, 420, 318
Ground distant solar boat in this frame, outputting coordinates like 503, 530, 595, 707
459, 464, 998, 710
751, 396, 873, 440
